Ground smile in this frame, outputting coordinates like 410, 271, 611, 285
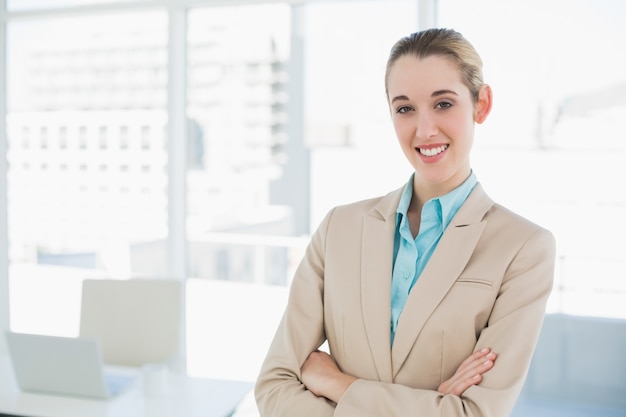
418, 144, 449, 157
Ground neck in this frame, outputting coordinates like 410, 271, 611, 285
412, 169, 471, 204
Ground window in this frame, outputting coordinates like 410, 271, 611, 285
5, 1, 622, 390
78, 126, 87, 149
183, 0, 418, 382
6, 10, 169, 336
140, 126, 150, 150
304, 0, 418, 228
20, 127, 29, 149
185, 4, 292, 285
98, 126, 107, 149
3, 0, 419, 383
438, 0, 626, 319
119, 125, 129, 149
39, 127, 48, 149
58, 126, 67, 149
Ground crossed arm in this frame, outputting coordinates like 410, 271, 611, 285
256, 207, 555, 417
301, 347, 497, 404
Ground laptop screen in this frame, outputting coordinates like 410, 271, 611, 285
5, 331, 134, 399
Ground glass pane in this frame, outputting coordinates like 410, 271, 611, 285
186, 4, 298, 285
185, 2, 295, 381
438, 0, 626, 319
6, 11, 169, 336
184, 0, 418, 382
306, 0, 418, 227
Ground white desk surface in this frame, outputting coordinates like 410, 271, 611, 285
0, 356, 254, 417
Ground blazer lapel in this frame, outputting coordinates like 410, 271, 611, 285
391, 184, 494, 376
360, 188, 402, 383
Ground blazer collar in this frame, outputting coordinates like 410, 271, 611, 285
360, 183, 494, 380
360, 186, 403, 382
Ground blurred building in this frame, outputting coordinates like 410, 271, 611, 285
6, 16, 290, 278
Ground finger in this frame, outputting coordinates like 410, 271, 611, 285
458, 352, 497, 380
449, 373, 482, 396
460, 348, 492, 367
447, 355, 497, 396
456, 349, 497, 376
456, 354, 496, 384
438, 349, 498, 395
443, 352, 497, 393
451, 348, 491, 377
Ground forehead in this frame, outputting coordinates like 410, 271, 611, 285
387, 54, 466, 97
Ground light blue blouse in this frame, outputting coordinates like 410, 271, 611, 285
391, 171, 477, 344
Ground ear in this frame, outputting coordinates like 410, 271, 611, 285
474, 84, 492, 124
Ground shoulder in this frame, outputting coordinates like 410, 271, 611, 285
462, 183, 555, 251
311, 187, 403, 239
465, 183, 552, 237
327, 187, 403, 224
488, 202, 551, 235
483, 202, 556, 257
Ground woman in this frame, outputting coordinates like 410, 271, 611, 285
255, 28, 555, 417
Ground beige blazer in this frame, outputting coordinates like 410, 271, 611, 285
255, 183, 556, 417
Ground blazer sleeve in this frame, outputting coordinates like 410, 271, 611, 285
333, 227, 556, 417
254, 209, 336, 417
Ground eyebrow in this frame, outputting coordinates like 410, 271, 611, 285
390, 95, 409, 104
432, 89, 459, 97
390, 89, 459, 104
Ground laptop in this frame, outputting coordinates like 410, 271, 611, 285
5, 331, 137, 399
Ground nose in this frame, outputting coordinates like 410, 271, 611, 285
415, 111, 438, 140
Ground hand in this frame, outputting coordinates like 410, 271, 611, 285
438, 347, 497, 396
301, 350, 356, 404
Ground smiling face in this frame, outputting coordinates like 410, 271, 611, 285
387, 54, 492, 198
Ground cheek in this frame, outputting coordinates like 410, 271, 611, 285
446, 114, 474, 139
392, 119, 413, 143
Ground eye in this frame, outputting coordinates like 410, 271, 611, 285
435, 101, 453, 110
396, 105, 414, 114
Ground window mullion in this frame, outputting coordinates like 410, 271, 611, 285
0, 0, 9, 356
167, 5, 188, 371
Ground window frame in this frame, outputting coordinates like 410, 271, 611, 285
0, 0, 430, 360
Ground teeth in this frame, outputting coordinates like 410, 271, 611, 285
419, 145, 448, 157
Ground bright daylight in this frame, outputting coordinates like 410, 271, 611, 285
0, 1, 625, 417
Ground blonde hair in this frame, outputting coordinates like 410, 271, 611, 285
385, 28, 484, 103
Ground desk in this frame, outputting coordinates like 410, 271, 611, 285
0, 357, 253, 417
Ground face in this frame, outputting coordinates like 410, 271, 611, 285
386, 54, 491, 197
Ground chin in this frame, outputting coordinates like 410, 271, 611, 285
416, 170, 462, 191
416, 169, 451, 184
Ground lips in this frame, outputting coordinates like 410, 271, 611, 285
418, 144, 449, 157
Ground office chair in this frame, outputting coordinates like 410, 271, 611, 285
79, 278, 182, 367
